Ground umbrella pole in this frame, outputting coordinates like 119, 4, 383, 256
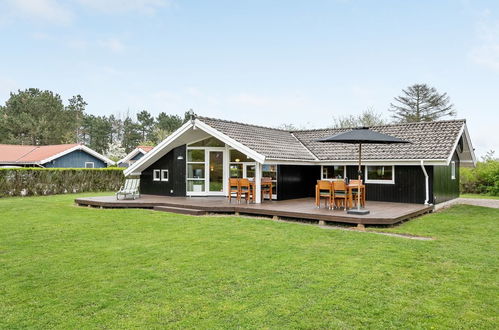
358, 143, 362, 211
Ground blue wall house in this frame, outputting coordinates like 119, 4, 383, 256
118, 146, 154, 167
0, 143, 114, 168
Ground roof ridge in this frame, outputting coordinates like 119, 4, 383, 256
291, 118, 467, 133
290, 132, 319, 160
196, 116, 290, 132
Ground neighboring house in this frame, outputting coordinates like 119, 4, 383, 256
118, 146, 154, 167
0, 143, 114, 168
124, 116, 476, 205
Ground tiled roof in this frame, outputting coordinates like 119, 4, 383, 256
0, 144, 79, 164
197, 117, 466, 161
293, 120, 465, 160
198, 117, 316, 160
137, 146, 154, 153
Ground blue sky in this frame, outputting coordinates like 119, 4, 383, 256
0, 0, 498, 157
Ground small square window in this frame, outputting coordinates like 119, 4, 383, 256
153, 169, 161, 181
85, 162, 94, 168
161, 169, 169, 182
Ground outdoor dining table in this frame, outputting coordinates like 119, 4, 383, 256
315, 182, 366, 209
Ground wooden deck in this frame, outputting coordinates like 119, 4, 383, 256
75, 195, 434, 225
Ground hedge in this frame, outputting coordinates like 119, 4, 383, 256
460, 160, 499, 196
0, 168, 125, 198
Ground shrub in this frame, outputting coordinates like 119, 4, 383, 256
0, 168, 124, 198
460, 160, 499, 196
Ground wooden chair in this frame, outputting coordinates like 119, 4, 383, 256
349, 179, 366, 207
261, 177, 273, 201
238, 178, 253, 203
332, 180, 350, 210
316, 180, 332, 209
228, 178, 239, 203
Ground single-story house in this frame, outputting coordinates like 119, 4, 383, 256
0, 143, 114, 168
118, 146, 154, 167
124, 116, 476, 205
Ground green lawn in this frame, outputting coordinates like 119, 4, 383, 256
460, 193, 499, 200
0, 194, 498, 329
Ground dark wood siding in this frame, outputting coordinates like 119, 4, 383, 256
140, 145, 186, 196
433, 152, 460, 204
277, 165, 321, 200
345, 165, 430, 204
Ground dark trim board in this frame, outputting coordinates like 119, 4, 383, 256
75, 195, 434, 225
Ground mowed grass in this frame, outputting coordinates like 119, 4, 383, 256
0, 194, 498, 329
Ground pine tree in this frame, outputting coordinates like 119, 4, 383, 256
389, 84, 456, 122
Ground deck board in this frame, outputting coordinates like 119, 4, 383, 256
75, 195, 433, 225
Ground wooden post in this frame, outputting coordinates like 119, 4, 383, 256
255, 163, 262, 204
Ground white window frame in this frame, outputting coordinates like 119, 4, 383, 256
153, 169, 161, 181
451, 161, 456, 180
161, 169, 169, 182
85, 162, 95, 168
321, 165, 347, 180
365, 165, 395, 184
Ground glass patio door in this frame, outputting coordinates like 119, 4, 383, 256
208, 151, 224, 193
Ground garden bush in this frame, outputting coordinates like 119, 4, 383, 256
0, 168, 124, 198
460, 159, 499, 196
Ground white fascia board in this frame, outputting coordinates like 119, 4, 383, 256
118, 148, 144, 164
446, 124, 466, 166
124, 121, 194, 176
194, 119, 266, 163
263, 159, 449, 166
41, 145, 115, 165
462, 124, 477, 166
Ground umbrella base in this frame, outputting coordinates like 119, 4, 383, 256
347, 209, 370, 215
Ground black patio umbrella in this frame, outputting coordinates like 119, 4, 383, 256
317, 127, 410, 215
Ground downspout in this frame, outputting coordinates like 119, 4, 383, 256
420, 160, 429, 205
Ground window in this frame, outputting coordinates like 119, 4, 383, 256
262, 164, 278, 199
153, 169, 161, 181
365, 165, 394, 184
161, 169, 169, 182
451, 161, 456, 180
189, 137, 224, 147
322, 165, 345, 179
230, 149, 254, 162
85, 162, 94, 168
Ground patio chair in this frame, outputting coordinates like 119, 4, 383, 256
228, 178, 239, 203
116, 178, 140, 200
238, 178, 253, 203
261, 177, 273, 201
316, 180, 332, 209
349, 179, 366, 207
332, 180, 350, 210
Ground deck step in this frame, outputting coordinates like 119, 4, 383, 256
153, 206, 206, 216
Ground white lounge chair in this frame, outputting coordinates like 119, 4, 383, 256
116, 178, 140, 200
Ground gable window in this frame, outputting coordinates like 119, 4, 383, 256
451, 161, 456, 180
161, 169, 169, 182
153, 169, 161, 181
321, 165, 345, 179
365, 165, 395, 184
85, 162, 94, 168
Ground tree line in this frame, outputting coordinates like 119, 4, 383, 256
0, 88, 193, 160
0, 84, 456, 160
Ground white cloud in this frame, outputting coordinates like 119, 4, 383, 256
98, 38, 125, 53
5, 0, 72, 24
77, 0, 170, 15
470, 10, 499, 72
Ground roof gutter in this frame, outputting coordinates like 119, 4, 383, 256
420, 160, 430, 205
